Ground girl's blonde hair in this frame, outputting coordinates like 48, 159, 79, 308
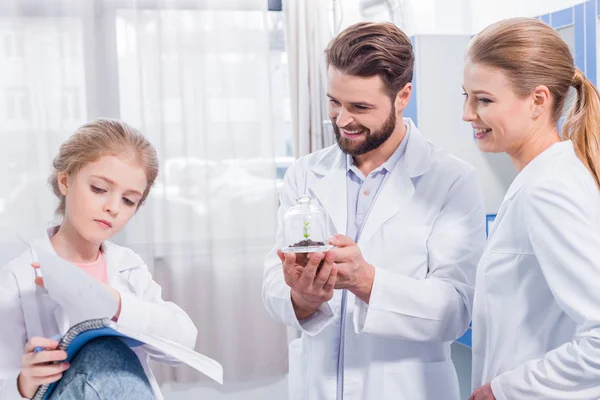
49, 118, 159, 215
468, 17, 600, 189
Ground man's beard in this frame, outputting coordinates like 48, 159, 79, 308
332, 106, 396, 156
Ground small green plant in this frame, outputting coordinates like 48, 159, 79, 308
303, 220, 311, 239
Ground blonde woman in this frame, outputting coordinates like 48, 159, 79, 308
0, 119, 197, 400
463, 18, 600, 400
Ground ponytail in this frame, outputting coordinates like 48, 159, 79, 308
563, 68, 600, 189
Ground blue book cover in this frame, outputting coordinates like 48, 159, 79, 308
32, 318, 223, 400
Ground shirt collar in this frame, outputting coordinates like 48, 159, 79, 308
346, 121, 411, 176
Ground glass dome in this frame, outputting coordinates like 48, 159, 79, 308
281, 195, 332, 254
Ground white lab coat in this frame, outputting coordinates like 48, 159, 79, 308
263, 119, 486, 400
0, 228, 198, 400
471, 140, 600, 400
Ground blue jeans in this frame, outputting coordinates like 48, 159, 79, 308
49, 337, 154, 400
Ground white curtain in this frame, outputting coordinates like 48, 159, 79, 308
283, 0, 334, 157
347, 0, 587, 36
0, 0, 290, 398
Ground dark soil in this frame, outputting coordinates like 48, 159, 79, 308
290, 239, 326, 268
290, 239, 326, 248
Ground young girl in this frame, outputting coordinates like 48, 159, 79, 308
0, 119, 198, 400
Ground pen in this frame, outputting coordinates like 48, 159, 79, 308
34, 334, 62, 353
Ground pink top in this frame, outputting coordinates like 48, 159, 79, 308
73, 251, 108, 284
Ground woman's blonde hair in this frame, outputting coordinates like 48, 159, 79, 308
49, 118, 159, 215
467, 17, 600, 189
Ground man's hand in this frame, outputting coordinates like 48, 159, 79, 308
328, 234, 375, 304
278, 250, 337, 320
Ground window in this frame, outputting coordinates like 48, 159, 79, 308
268, 0, 282, 12
115, 5, 293, 160
4, 87, 30, 121
0, 16, 87, 132
1, 31, 21, 58
0, 1, 293, 196
268, 10, 293, 158
62, 87, 82, 120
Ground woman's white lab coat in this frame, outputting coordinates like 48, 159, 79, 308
263, 119, 486, 400
472, 140, 600, 399
0, 228, 198, 400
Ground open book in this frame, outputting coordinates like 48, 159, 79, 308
33, 318, 223, 399
30, 245, 223, 400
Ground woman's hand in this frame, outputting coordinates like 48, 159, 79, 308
469, 383, 496, 400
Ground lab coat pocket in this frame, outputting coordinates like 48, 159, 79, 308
288, 338, 309, 400
382, 360, 459, 400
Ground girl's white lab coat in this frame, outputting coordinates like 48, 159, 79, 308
0, 228, 198, 400
472, 140, 600, 399
263, 119, 486, 400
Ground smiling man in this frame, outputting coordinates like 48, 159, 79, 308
263, 22, 486, 400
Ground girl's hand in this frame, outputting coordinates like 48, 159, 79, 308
32, 262, 122, 319
17, 337, 69, 398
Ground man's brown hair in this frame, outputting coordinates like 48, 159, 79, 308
325, 22, 414, 100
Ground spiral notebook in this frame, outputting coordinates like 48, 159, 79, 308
32, 317, 223, 399
33, 317, 223, 399
27, 244, 224, 400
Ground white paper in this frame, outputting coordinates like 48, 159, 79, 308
109, 321, 224, 384
33, 245, 224, 384
34, 246, 118, 325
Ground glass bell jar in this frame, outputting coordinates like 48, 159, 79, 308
281, 195, 332, 253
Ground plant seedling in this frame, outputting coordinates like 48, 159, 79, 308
303, 220, 310, 239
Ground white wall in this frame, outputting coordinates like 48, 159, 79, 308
413, 34, 517, 214
411, 34, 518, 399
